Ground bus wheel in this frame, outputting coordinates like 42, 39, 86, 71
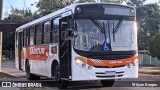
100, 79, 115, 87
25, 61, 40, 80
54, 65, 69, 89
58, 80, 69, 89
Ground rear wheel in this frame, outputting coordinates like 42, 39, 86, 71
25, 61, 40, 80
54, 65, 69, 89
100, 79, 115, 87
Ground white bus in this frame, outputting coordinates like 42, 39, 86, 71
15, 3, 138, 88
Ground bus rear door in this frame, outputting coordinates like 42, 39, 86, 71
17, 32, 23, 70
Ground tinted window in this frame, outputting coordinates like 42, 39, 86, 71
52, 17, 60, 43
53, 17, 60, 31
30, 26, 35, 45
44, 21, 51, 44
35, 24, 42, 45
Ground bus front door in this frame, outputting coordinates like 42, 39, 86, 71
59, 17, 72, 80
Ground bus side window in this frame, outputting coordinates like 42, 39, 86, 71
52, 17, 60, 43
29, 26, 35, 46
23, 29, 25, 47
23, 29, 28, 47
26, 28, 30, 46
16, 32, 18, 47
44, 21, 51, 44
35, 24, 42, 45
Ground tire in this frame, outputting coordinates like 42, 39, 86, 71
25, 61, 40, 80
58, 80, 69, 89
54, 65, 69, 89
51, 62, 58, 77
100, 79, 115, 87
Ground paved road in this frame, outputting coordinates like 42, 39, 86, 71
1, 60, 160, 90
1, 60, 26, 79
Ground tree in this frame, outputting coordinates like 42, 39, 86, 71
127, 0, 146, 7
36, 0, 96, 16
3, 7, 35, 51
148, 33, 160, 60
36, 0, 68, 16
136, 4, 160, 50
6, 8, 34, 22
100, 0, 125, 3
99, 0, 146, 5
77, 0, 96, 3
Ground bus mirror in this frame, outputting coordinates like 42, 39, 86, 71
62, 29, 74, 40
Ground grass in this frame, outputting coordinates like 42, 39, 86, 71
0, 72, 15, 78
139, 67, 160, 75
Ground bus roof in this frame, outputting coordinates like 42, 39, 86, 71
16, 2, 134, 32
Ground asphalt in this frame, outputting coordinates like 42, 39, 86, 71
0, 60, 25, 90
1, 60, 160, 90
1, 60, 26, 79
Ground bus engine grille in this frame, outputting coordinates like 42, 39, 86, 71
95, 71, 124, 78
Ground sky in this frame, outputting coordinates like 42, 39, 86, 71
2, 0, 159, 18
3, 0, 39, 17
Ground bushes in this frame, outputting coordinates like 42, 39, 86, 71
148, 33, 160, 60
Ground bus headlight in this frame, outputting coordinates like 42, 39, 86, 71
76, 59, 82, 65
75, 59, 93, 70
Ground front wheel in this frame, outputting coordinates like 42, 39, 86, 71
100, 79, 115, 87
54, 65, 69, 89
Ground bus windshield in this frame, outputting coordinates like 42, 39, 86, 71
74, 19, 137, 52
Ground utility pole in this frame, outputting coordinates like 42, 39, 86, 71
0, 0, 3, 72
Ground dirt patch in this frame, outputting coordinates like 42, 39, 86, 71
139, 66, 160, 70
139, 69, 160, 75
138, 66, 160, 79
0, 72, 15, 78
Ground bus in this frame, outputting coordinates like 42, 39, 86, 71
15, 3, 138, 88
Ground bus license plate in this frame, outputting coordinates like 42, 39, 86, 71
105, 71, 116, 76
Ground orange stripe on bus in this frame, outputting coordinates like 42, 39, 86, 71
87, 56, 138, 68
75, 56, 138, 68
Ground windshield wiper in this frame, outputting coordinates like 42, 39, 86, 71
112, 18, 124, 42
90, 18, 106, 41
91, 18, 105, 33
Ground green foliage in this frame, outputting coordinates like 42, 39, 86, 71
148, 33, 160, 60
2, 32, 15, 51
36, 0, 96, 16
137, 4, 160, 50
3, 7, 36, 51
5, 8, 35, 22
78, 0, 96, 3
128, 0, 146, 7
36, 0, 67, 16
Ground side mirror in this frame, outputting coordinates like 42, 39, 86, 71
62, 29, 75, 40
